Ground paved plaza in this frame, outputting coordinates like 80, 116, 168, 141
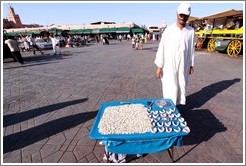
2, 40, 244, 164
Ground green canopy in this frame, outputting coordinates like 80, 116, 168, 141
99, 27, 117, 33
116, 27, 130, 33
92, 29, 100, 34
83, 29, 92, 34
69, 29, 79, 34
55, 29, 63, 35
26, 31, 40, 35
48, 28, 63, 35
4, 32, 16, 37
76, 29, 85, 34
68, 29, 92, 35
131, 28, 144, 34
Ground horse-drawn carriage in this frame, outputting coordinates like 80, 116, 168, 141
193, 9, 243, 58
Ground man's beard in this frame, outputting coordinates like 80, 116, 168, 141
178, 19, 187, 26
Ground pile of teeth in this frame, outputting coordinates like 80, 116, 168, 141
98, 103, 190, 135
148, 107, 190, 134
98, 104, 152, 135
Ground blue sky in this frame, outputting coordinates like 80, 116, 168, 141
1, 1, 244, 27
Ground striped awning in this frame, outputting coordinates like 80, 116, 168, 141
116, 27, 130, 33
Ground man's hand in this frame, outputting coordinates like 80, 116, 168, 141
189, 66, 194, 75
156, 67, 163, 78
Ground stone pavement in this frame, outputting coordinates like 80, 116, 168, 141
2, 40, 244, 164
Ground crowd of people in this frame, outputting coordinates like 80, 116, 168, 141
3, 31, 162, 65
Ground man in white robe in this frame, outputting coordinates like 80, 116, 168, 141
154, 3, 195, 105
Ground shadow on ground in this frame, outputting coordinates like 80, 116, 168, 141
3, 110, 98, 154
3, 98, 93, 153
174, 78, 241, 162
4, 98, 89, 127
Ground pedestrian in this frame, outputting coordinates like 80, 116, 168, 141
49, 34, 61, 55
28, 34, 44, 55
4, 36, 24, 64
139, 37, 144, 50
154, 3, 195, 105
22, 35, 30, 52
118, 34, 122, 42
131, 37, 135, 49
135, 35, 140, 50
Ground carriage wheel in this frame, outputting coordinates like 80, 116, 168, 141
227, 40, 242, 58
196, 38, 204, 49
207, 39, 215, 52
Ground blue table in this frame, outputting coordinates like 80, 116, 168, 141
89, 98, 190, 162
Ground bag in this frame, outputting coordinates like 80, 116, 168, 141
103, 146, 127, 163
102, 144, 143, 163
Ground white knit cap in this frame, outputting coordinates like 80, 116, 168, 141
177, 3, 191, 15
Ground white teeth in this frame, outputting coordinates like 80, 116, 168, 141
98, 104, 152, 135
165, 121, 171, 127
159, 109, 166, 114
153, 110, 159, 115
165, 127, 172, 133
172, 121, 179, 126
182, 126, 190, 133
152, 114, 159, 119
166, 110, 172, 115
98, 102, 189, 135
170, 107, 175, 112
178, 117, 185, 123
147, 114, 152, 118
169, 114, 175, 118
160, 113, 167, 118
151, 127, 157, 133
149, 118, 154, 123
158, 127, 165, 132
154, 117, 161, 122
174, 127, 181, 132
157, 122, 164, 127
162, 117, 167, 121
174, 113, 181, 118
180, 121, 187, 127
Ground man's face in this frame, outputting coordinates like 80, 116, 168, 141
177, 13, 189, 27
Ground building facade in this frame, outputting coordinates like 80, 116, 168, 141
7, 5, 22, 28
3, 5, 42, 29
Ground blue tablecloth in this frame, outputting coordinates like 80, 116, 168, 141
89, 98, 189, 154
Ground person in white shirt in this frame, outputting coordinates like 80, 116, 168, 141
28, 34, 44, 55
4, 37, 24, 64
154, 3, 195, 105
49, 34, 61, 55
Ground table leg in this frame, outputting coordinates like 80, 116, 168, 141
167, 147, 174, 162
104, 147, 111, 163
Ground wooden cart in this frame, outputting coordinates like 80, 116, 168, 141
194, 9, 243, 58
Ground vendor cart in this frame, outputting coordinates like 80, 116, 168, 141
194, 9, 243, 58
89, 98, 190, 162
